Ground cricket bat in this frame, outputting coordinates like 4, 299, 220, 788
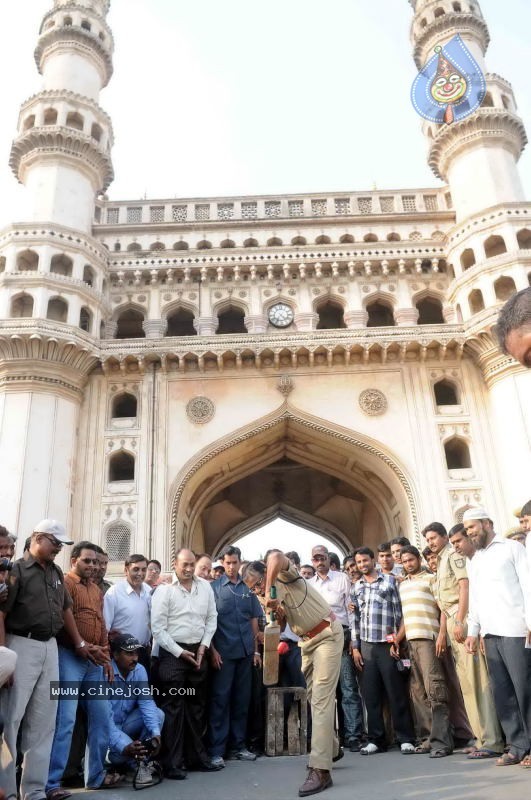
263, 585, 281, 686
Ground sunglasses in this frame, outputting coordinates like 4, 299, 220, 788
42, 534, 63, 548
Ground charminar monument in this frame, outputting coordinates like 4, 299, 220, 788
0, 0, 529, 575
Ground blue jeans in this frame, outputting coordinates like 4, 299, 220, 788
340, 650, 364, 743
47, 647, 111, 790
109, 707, 165, 767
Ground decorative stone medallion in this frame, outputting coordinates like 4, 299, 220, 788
186, 396, 215, 424
359, 388, 388, 416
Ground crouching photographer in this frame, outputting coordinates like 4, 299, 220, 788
107, 635, 164, 788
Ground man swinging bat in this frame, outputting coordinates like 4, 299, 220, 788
264, 550, 343, 797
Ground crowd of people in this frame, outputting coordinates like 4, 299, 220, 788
0, 500, 530, 799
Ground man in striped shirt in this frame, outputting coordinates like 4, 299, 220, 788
396, 545, 452, 757
351, 547, 415, 755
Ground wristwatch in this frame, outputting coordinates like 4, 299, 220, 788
76, 640, 86, 649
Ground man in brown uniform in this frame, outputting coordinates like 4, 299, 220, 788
265, 550, 343, 797
423, 522, 504, 758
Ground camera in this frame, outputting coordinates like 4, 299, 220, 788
140, 738, 157, 757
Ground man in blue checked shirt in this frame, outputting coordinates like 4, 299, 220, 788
351, 547, 415, 755
107, 635, 164, 776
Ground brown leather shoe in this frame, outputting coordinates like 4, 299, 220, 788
298, 768, 333, 797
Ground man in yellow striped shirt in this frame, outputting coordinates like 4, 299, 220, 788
395, 545, 453, 758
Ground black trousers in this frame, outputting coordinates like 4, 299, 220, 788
359, 641, 415, 748
157, 643, 210, 770
484, 635, 531, 758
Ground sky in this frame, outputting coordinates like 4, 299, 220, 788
0, 0, 530, 228
232, 518, 343, 566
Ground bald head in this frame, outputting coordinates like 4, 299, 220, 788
174, 548, 196, 583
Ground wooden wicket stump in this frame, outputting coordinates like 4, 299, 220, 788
265, 686, 308, 756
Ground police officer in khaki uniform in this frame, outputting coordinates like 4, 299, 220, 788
265, 549, 343, 798
423, 522, 504, 757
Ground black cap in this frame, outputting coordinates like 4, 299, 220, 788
111, 634, 142, 653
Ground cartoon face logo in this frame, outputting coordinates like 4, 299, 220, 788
430, 72, 467, 104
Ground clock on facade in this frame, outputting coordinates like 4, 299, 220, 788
268, 303, 294, 328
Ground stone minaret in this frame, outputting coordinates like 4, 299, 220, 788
0, 0, 114, 543
410, 0, 531, 513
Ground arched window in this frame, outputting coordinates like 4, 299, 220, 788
23, 115, 36, 131
79, 307, 92, 332
81, 19, 91, 31
127, 242, 142, 252
220, 239, 236, 249
339, 234, 355, 244
416, 296, 444, 324
434, 379, 459, 406
387, 232, 400, 242
484, 235, 507, 259
105, 522, 131, 561
43, 108, 58, 125
149, 241, 165, 251
517, 228, 531, 249
173, 240, 189, 250
363, 233, 378, 243
11, 294, 34, 318
267, 237, 283, 247
316, 301, 346, 330
63, 16, 73, 26
113, 242, 121, 252
501, 95, 511, 110
197, 240, 212, 250
434, 7, 445, 17
243, 238, 258, 248
217, 306, 247, 334
456, 303, 463, 322
452, 1, 462, 11
0, 256, 5, 273
66, 112, 84, 131
166, 308, 197, 336
460, 248, 476, 270
83, 265, 95, 286
315, 235, 331, 245
444, 437, 471, 470
109, 451, 135, 482
112, 392, 137, 419
16, 249, 39, 271
50, 253, 73, 276
366, 300, 395, 327
468, 289, 485, 315
47, 297, 68, 322
291, 236, 307, 246
115, 308, 145, 338
91, 123, 102, 142
494, 276, 516, 302
481, 92, 494, 108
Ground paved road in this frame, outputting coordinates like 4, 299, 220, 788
81, 749, 529, 800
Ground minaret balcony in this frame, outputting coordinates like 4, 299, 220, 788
412, 12, 490, 69
9, 125, 114, 192
428, 108, 527, 181
35, 20, 113, 87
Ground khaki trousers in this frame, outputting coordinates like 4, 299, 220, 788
0, 635, 59, 800
447, 616, 504, 753
301, 619, 343, 771
409, 639, 452, 752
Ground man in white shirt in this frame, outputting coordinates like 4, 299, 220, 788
103, 554, 151, 670
309, 544, 364, 751
151, 548, 219, 779
464, 507, 531, 767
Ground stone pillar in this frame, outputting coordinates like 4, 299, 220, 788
245, 314, 268, 333
394, 308, 419, 327
143, 320, 166, 339
344, 310, 368, 329
194, 316, 217, 335
294, 312, 318, 331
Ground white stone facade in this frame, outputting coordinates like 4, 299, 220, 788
0, 0, 530, 573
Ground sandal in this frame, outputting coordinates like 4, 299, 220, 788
496, 753, 521, 766
88, 772, 124, 790
413, 745, 431, 754
46, 790, 72, 800
429, 749, 451, 758
467, 749, 501, 760
520, 755, 531, 768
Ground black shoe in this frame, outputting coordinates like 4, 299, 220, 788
348, 741, 362, 753
332, 746, 344, 763
163, 768, 187, 780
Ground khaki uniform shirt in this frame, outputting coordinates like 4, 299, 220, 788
432, 542, 468, 617
276, 564, 332, 637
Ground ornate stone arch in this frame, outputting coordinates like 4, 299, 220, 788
167, 405, 420, 564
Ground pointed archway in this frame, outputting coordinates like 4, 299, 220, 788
167, 405, 420, 562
